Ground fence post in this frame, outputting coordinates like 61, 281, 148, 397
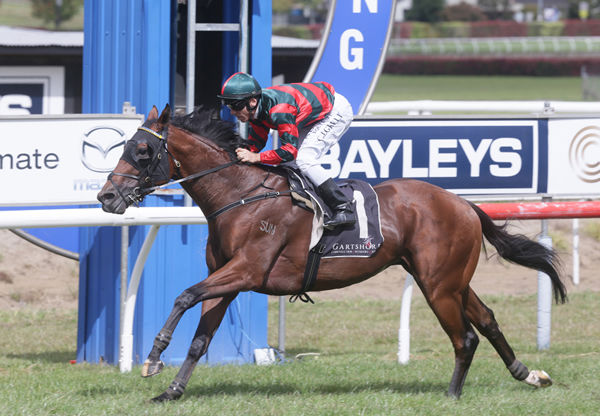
537, 219, 552, 350
573, 218, 580, 285
398, 274, 414, 364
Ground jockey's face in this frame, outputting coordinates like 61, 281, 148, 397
229, 97, 257, 122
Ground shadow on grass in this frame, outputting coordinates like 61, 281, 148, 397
5, 350, 76, 364
184, 380, 447, 398
70, 379, 446, 400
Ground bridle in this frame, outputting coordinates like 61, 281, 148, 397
108, 123, 238, 207
108, 124, 176, 206
108, 121, 293, 219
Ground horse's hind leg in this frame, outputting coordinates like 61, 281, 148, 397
464, 287, 552, 388
422, 287, 479, 399
151, 294, 236, 402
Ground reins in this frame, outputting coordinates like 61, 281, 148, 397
145, 160, 238, 194
113, 125, 298, 218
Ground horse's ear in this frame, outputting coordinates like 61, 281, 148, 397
148, 105, 159, 120
158, 104, 171, 124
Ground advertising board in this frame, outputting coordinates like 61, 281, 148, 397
0, 115, 143, 206
327, 118, 546, 195
547, 118, 600, 197
0, 66, 65, 115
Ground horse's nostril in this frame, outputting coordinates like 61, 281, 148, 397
98, 192, 114, 203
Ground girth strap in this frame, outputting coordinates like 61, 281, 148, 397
289, 242, 325, 304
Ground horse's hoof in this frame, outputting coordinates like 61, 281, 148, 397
524, 370, 553, 388
445, 391, 461, 400
141, 359, 164, 377
149, 390, 181, 403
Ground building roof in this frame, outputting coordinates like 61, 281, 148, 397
0, 25, 83, 48
0, 26, 319, 51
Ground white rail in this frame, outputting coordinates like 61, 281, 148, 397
366, 100, 600, 115
0, 207, 207, 373
0, 207, 207, 228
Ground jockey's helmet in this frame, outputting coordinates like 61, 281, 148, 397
217, 73, 262, 109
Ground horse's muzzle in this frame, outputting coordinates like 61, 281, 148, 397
97, 186, 130, 214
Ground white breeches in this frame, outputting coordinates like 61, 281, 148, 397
295, 93, 353, 186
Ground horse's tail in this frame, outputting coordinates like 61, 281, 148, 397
468, 201, 567, 304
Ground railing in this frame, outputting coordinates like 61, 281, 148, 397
387, 36, 600, 56
0, 207, 208, 373
366, 100, 600, 115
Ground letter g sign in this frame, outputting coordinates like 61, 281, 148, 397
339, 29, 364, 70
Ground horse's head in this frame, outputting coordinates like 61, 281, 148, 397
97, 104, 175, 214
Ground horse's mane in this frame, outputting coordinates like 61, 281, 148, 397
170, 106, 247, 157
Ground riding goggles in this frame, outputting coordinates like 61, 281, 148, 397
222, 99, 248, 111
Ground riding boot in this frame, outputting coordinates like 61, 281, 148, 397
317, 178, 357, 229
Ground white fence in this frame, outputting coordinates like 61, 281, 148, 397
366, 100, 600, 115
0, 207, 207, 373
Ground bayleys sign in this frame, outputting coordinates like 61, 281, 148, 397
321, 119, 545, 195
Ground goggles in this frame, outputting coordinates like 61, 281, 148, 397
222, 99, 248, 111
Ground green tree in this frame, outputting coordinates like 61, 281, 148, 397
31, 0, 83, 29
477, 0, 513, 19
405, 0, 445, 22
272, 0, 294, 14
442, 2, 487, 21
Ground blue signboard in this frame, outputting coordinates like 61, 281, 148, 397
325, 119, 548, 195
305, 0, 395, 114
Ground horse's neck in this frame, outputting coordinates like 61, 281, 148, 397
170, 129, 282, 215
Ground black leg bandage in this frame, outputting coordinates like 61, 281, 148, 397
154, 332, 172, 350
507, 360, 529, 380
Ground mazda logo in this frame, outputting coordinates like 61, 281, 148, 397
81, 126, 126, 173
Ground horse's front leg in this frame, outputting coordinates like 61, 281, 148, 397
142, 255, 264, 378
150, 294, 236, 402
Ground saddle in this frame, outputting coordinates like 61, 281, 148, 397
283, 167, 384, 302
283, 166, 384, 257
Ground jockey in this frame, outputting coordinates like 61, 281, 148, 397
218, 72, 356, 230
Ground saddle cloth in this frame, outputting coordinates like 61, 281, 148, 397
284, 167, 384, 259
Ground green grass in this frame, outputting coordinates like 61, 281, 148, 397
0, 0, 84, 31
1, 292, 599, 415
583, 220, 600, 241
372, 74, 584, 102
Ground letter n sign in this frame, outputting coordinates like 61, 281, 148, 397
304, 0, 395, 115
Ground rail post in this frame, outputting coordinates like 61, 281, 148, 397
398, 274, 414, 364
537, 218, 553, 350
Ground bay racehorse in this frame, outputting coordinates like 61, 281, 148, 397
97, 105, 566, 402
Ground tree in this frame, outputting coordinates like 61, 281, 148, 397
442, 2, 487, 21
477, 0, 513, 20
405, 0, 445, 22
31, 0, 83, 30
272, 0, 295, 14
